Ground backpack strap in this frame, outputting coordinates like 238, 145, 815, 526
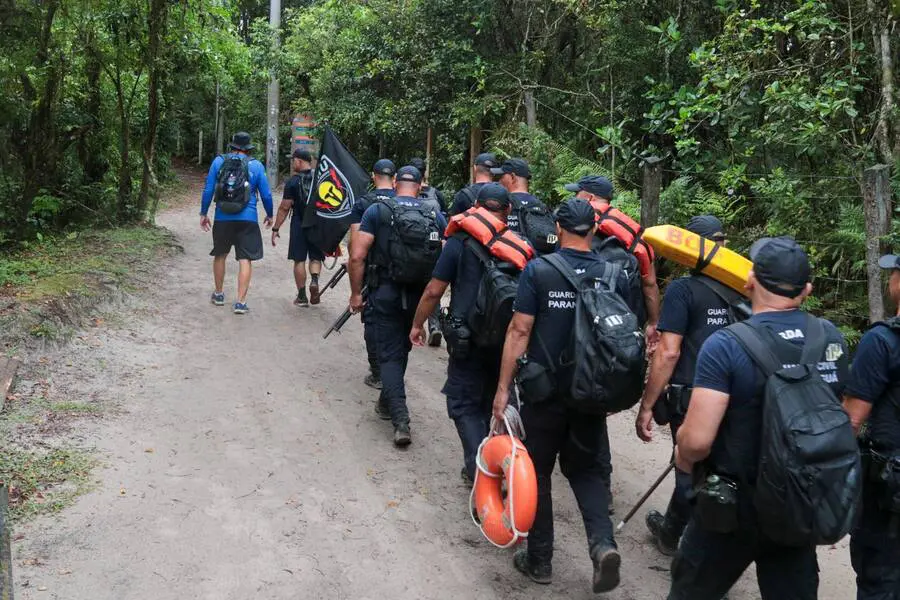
461, 185, 478, 209
726, 322, 782, 378
541, 253, 582, 290
727, 314, 826, 377
694, 236, 722, 272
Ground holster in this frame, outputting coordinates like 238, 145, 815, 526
516, 356, 557, 406
441, 309, 472, 360
861, 438, 900, 537
653, 384, 691, 426
693, 472, 740, 534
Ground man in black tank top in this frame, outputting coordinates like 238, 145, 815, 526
635, 216, 733, 555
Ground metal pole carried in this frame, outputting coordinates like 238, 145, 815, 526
616, 462, 675, 532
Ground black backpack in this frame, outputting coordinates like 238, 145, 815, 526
462, 236, 519, 348
379, 198, 443, 285
214, 155, 251, 214
514, 199, 557, 255
726, 316, 861, 546
592, 236, 645, 325
542, 253, 646, 414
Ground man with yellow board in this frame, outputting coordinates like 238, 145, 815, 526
635, 215, 746, 555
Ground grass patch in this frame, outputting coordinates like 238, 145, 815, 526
0, 447, 97, 520
0, 225, 175, 300
49, 401, 103, 415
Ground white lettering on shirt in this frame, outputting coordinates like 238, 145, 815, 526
778, 328, 804, 340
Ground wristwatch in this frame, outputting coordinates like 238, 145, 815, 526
272, 227, 280, 233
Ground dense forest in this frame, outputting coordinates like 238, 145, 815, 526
1, 0, 899, 338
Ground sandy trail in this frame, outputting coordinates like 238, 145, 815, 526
12, 173, 855, 599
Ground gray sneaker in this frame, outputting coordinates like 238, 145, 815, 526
364, 373, 383, 390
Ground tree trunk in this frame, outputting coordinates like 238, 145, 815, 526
139, 0, 168, 219
862, 164, 892, 323
469, 125, 482, 184
114, 70, 132, 222
868, 0, 895, 163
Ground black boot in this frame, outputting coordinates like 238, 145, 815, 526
645, 510, 680, 556
513, 549, 551, 585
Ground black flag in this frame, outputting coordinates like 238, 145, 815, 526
301, 126, 369, 255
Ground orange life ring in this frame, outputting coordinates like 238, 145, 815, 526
471, 434, 538, 547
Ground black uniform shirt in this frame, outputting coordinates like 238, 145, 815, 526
658, 276, 733, 386
846, 323, 900, 451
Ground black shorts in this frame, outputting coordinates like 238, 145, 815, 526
288, 220, 324, 262
210, 220, 263, 261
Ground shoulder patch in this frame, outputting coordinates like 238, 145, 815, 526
825, 343, 843, 362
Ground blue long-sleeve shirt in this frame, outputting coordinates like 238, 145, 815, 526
200, 153, 274, 222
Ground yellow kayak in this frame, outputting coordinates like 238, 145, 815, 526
644, 225, 751, 295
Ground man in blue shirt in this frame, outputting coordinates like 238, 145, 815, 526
636, 215, 736, 555
200, 132, 273, 314
349, 166, 447, 447
492, 198, 630, 594
271, 148, 322, 307
350, 159, 397, 391
843, 254, 900, 599
671, 237, 848, 599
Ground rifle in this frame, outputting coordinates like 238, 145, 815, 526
323, 285, 367, 339
319, 263, 347, 298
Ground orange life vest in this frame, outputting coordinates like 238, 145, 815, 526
591, 201, 655, 277
444, 207, 535, 270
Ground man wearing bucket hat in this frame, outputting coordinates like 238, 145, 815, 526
200, 131, 273, 314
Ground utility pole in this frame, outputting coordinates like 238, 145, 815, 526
265, 0, 281, 189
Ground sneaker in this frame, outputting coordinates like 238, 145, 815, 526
393, 423, 412, 447
211, 292, 225, 306
374, 402, 391, 421
645, 510, 679, 556
591, 547, 621, 593
513, 549, 552, 585
233, 302, 249, 315
309, 282, 321, 305
295, 290, 309, 307
364, 373, 383, 390
427, 328, 442, 347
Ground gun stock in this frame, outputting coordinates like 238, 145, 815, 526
322, 285, 367, 339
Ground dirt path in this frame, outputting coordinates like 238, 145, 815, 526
12, 174, 855, 599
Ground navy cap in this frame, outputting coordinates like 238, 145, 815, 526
396, 165, 423, 183
287, 148, 313, 161
408, 157, 426, 173
879, 254, 900, 270
476, 183, 510, 209
555, 198, 595, 234
490, 158, 531, 179
750, 236, 811, 298
474, 152, 499, 168
686, 215, 726, 240
565, 175, 613, 198
372, 158, 396, 176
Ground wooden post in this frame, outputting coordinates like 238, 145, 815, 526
424, 126, 432, 183
0, 484, 12, 600
469, 125, 482, 184
524, 90, 536, 127
641, 156, 663, 227
197, 130, 203, 165
863, 164, 893, 323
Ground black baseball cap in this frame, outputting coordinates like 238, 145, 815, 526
474, 152, 498, 168
373, 158, 396, 176
749, 236, 811, 298
408, 157, 426, 173
686, 215, 726, 241
555, 198, 595, 234
476, 183, 510, 209
396, 165, 423, 183
490, 158, 531, 179
287, 148, 313, 161
878, 254, 900, 270
565, 175, 613, 198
